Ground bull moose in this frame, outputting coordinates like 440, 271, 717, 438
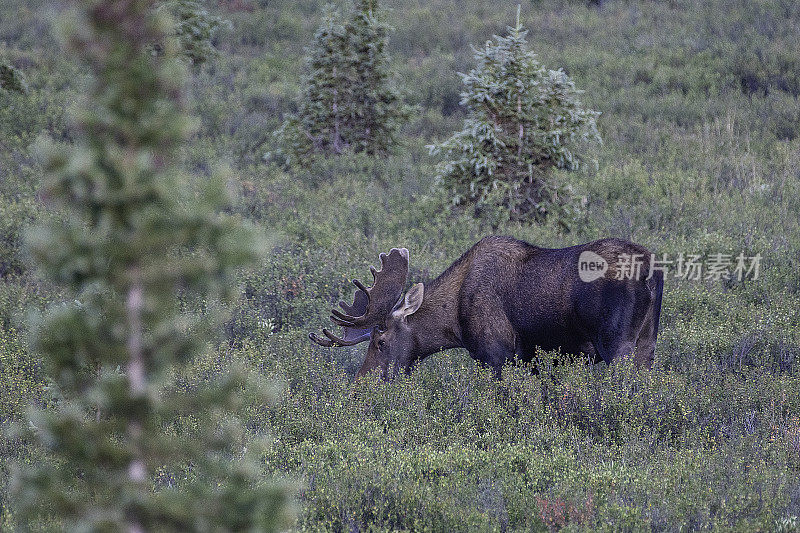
310, 236, 663, 379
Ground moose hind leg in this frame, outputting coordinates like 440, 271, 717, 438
634, 271, 663, 368
593, 294, 650, 365
633, 303, 656, 367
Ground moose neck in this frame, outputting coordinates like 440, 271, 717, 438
406, 257, 469, 359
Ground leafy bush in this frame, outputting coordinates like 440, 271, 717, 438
243, 331, 800, 531
0, 194, 36, 280
0, 327, 45, 424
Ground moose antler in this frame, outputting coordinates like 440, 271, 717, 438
330, 248, 409, 328
309, 248, 409, 347
309, 289, 372, 347
308, 328, 372, 347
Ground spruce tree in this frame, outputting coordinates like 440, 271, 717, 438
273, 0, 405, 165
275, 5, 349, 163
429, 8, 600, 227
346, 0, 403, 154
14, 0, 290, 530
0, 63, 28, 94
156, 0, 230, 68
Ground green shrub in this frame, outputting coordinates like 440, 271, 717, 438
237, 330, 800, 531
0, 327, 45, 423
0, 63, 27, 94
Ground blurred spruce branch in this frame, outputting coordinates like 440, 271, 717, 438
12, 0, 292, 530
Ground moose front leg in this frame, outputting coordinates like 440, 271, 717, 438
463, 312, 516, 380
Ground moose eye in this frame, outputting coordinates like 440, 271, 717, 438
377, 339, 386, 350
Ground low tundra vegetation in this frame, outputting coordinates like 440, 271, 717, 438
226, 332, 800, 531
2, 0, 800, 530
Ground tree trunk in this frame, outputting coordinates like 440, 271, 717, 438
126, 268, 146, 533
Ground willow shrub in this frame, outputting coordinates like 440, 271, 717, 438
231, 329, 800, 531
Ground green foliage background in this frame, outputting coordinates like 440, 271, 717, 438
1, 0, 800, 530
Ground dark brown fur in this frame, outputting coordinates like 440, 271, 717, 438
315, 236, 664, 379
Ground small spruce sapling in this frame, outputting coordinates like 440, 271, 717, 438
271, 0, 407, 166
429, 7, 600, 228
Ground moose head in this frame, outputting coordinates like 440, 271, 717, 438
309, 248, 425, 379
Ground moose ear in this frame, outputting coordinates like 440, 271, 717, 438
396, 283, 424, 320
